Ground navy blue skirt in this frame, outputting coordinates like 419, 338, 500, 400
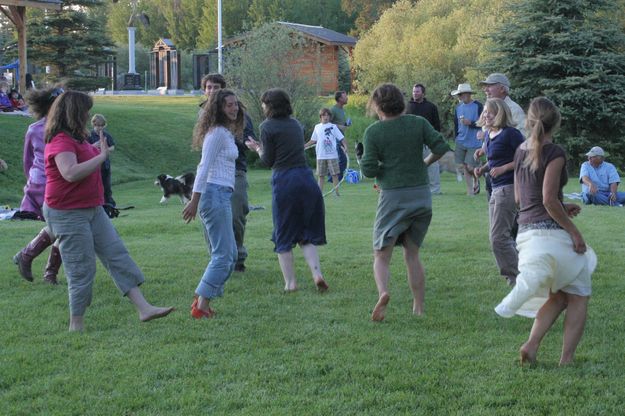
271, 166, 327, 253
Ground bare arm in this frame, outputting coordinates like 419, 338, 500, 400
490, 161, 514, 178
55, 133, 108, 183
424, 152, 443, 167
543, 157, 586, 254
580, 175, 597, 194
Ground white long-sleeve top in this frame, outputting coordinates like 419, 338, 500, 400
193, 126, 239, 192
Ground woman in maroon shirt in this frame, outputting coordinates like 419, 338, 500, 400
495, 97, 595, 365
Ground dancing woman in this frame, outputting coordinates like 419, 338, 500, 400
495, 97, 596, 365
246, 88, 329, 292
183, 89, 244, 318
360, 83, 450, 321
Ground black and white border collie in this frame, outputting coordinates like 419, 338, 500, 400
154, 173, 195, 204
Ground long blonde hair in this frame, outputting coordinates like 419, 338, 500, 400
192, 89, 245, 150
523, 97, 561, 172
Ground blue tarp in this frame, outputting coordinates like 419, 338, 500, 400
0, 59, 19, 84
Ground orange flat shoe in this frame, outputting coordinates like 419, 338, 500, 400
191, 298, 215, 319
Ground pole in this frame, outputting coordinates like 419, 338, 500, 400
218, 0, 222, 74
128, 26, 136, 74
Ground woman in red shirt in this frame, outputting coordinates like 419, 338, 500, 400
43, 91, 173, 331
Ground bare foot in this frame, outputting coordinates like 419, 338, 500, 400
371, 293, 390, 322
519, 342, 537, 366
140, 306, 175, 322
559, 356, 574, 366
69, 316, 84, 332
314, 276, 329, 292
413, 300, 424, 316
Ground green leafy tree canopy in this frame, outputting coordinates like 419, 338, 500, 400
485, 0, 625, 169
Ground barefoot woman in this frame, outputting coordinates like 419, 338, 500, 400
43, 91, 173, 331
361, 83, 450, 321
494, 97, 596, 365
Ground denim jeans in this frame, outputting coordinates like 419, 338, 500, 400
582, 190, 625, 206
488, 184, 519, 280
196, 183, 237, 299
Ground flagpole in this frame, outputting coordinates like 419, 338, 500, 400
218, 0, 223, 74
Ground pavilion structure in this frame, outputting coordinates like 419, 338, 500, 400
0, 0, 62, 92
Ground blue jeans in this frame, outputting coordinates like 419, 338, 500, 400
582, 191, 625, 206
196, 183, 237, 299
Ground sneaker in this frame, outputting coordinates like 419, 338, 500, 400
506, 276, 516, 287
234, 264, 246, 273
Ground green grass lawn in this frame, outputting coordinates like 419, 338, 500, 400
1, 97, 624, 414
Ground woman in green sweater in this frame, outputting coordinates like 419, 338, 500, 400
361, 83, 450, 321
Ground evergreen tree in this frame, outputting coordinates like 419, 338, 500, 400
27, 0, 114, 90
486, 0, 625, 168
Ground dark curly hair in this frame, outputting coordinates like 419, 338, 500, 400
368, 83, 405, 117
25, 86, 64, 120
192, 89, 245, 150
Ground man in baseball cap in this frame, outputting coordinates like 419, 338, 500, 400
580, 146, 625, 206
479, 73, 526, 137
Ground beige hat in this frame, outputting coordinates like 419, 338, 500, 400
479, 73, 511, 87
585, 146, 605, 157
451, 83, 474, 96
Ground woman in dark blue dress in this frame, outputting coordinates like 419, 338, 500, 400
246, 88, 329, 292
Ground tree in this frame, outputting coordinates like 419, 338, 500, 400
197, 0, 253, 49
341, 0, 395, 35
248, 0, 355, 34
352, 0, 506, 134
27, 0, 114, 90
106, 0, 171, 49
224, 23, 322, 138
486, 0, 625, 169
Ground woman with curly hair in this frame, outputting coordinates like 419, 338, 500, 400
183, 89, 245, 319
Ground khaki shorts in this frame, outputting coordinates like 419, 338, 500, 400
455, 142, 480, 167
317, 158, 340, 177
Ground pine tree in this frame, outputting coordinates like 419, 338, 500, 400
486, 0, 625, 168
27, 0, 114, 90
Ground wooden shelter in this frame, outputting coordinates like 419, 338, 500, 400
0, 0, 62, 92
223, 22, 357, 95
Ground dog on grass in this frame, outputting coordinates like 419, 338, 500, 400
154, 173, 195, 204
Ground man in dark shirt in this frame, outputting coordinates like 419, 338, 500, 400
405, 83, 442, 194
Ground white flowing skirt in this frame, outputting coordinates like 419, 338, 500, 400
495, 228, 596, 318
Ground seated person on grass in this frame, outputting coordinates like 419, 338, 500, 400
0, 81, 14, 112
9, 89, 28, 111
305, 108, 346, 196
579, 146, 625, 207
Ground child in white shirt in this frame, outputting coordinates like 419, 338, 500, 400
305, 108, 346, 196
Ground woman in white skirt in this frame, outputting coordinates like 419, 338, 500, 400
494, 97, 596, 365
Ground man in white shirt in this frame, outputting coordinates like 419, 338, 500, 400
479, 73, 526, 138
